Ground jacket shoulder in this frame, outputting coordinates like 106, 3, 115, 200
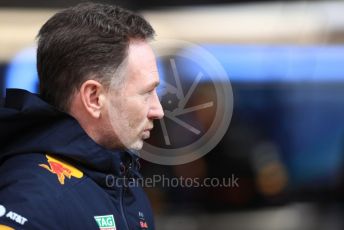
0, 153, 85, 193
0, 153, 85, 229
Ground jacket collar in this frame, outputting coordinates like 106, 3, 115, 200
0, 89, 141, 187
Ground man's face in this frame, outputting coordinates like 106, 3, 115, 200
105, 40, 164, 150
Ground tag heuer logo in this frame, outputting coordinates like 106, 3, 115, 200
94, 215, 116, 230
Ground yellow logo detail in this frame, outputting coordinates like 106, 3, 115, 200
0, 225, 14, 230
39, 155, 83, 185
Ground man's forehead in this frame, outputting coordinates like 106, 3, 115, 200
120, 68, 160, 91
142, 71, 160, 87
124, 40, 160, 87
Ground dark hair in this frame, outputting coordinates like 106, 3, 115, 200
37, 2, 155, 111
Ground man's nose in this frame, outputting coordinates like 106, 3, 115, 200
148, 91, 164, 120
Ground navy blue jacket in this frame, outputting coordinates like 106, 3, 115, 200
0, 89, 154, 230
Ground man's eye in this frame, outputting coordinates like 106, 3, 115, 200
147, 89, 155, 94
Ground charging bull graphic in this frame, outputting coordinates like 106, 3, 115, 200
39, 155, 83, 185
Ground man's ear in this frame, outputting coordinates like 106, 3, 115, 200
79, 80, 106, 119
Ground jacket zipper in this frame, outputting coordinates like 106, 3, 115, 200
119, 176, 130, 230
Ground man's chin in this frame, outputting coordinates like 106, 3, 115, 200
127, 140, 144, 151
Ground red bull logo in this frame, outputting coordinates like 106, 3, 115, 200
39, 155, 83, 185
0, 224, 14, 230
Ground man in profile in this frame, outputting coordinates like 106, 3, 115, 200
0, 2, 163, 229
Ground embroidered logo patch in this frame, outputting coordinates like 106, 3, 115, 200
94, 215, 116, 230
0, 204, 28, 226
0, 224, 14, 230
39, 155, 83, 185
138, 211, 148, 229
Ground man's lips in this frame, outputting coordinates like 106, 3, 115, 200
142, 125, 153, 139
142, 130, 151, 139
